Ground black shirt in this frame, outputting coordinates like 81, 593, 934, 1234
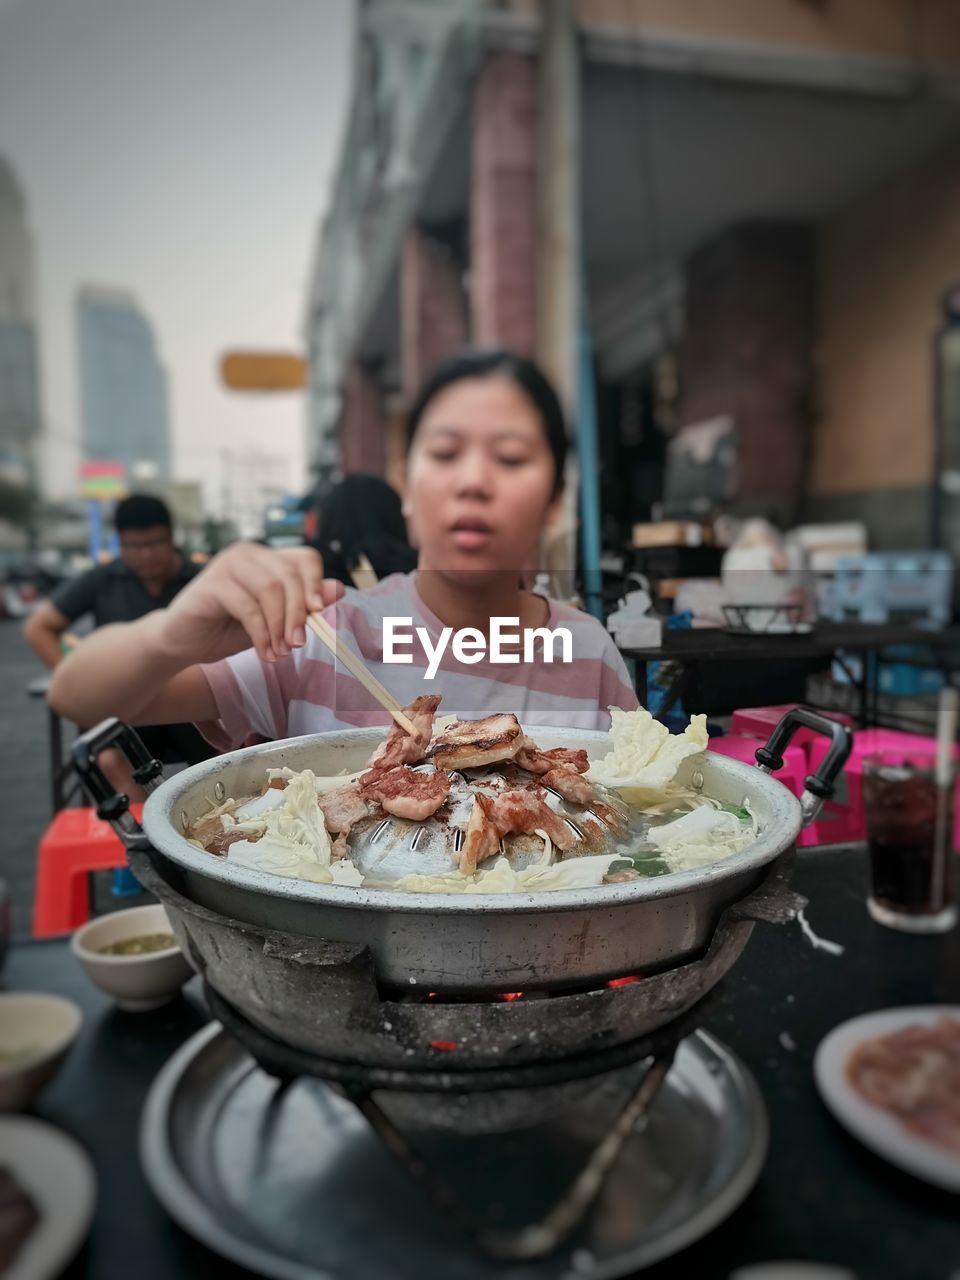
49, 554, 202, 627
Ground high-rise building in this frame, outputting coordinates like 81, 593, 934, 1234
77, 286, 171, 482
0, 154, 42, 490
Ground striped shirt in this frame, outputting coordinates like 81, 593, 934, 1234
198, 572, 639, 751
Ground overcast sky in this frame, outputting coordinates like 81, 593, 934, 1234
0, 0, 353, 510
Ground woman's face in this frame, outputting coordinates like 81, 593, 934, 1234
406, 376, 561, 579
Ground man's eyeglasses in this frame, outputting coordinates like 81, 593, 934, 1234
120, 535, 173, 555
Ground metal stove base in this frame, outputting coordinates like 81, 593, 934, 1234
140, 1023, 768, 1280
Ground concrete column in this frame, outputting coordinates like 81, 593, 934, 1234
536, 0, 580, 406
470, 52, 537, 353
536, 0, 583, 596
400, 225, 468, 398
679, 222, 816, 518
338, 362, 385, 476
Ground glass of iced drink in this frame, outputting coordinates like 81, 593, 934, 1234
863, 753, 957, 933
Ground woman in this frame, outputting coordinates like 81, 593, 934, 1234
50, 348, 639, 745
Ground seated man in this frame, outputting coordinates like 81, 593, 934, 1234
24, 493, 215, 795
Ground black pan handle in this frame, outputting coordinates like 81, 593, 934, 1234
70, 717, 162, 844
755, 706, 853, 827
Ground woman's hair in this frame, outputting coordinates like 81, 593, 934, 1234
314, 474, 417, 585
406, 347, 569, 498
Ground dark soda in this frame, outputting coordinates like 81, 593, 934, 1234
868, 836, 940, 911
863, 758, 955, 931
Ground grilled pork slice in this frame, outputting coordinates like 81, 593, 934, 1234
317, 782, 371, 861
359, 765, 451, 821
488, 789, 577, 851
847, 1015, 960, 1153
204, 828, 261, 857
318, 783, 370, 833
541, 764, 595, 806
432, 713, 524, 772
456, 788, 577, 875
366, 694, 442, 771
459, 793, 501, 875
515, 741, 590, 776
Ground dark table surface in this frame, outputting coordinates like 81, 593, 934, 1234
5, 846, 960, 1280
618, 621, 960, 665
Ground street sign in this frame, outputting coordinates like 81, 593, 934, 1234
220, 352, 307, 391
78, 461, 127, 499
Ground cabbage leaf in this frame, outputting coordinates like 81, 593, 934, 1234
375, 853, 622, 896
588, 708, 708, 798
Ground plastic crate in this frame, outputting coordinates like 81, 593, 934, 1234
822, 552, 953, 627
877, 664, 945, 697
833, 644, 945, 698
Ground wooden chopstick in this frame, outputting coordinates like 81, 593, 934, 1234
306, 613, 419, 738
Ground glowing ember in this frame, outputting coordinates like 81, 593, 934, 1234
606, 976, 640, 988
499, 992, 525, 1002
429, 1040, 459, 1052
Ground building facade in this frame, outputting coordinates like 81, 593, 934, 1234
77, 286, 171, 483
0, 154, 42, 494
306, 0, 960, 548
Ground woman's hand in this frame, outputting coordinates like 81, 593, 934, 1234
156, 543, 344, 666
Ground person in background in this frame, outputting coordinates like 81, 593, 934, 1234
25, 493, 215, 788
26, 494, 200, 659
314, 473, 417, 589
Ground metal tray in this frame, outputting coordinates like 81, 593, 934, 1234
140, 1024, 768, 1280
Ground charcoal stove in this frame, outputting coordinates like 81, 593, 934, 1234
140, 980, 770, 1279
71, 711, 848, 1276
203, 980, 694, 1263
126, 839, 801, 1133
136, 852, 801, 1274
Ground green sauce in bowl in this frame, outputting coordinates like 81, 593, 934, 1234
98, 932, 177, 957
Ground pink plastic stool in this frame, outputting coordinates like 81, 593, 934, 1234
730, 704, 854, 767
708, 735, 821, 846
807, 728, 960, 848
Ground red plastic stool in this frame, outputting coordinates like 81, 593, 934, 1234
807, 729, 960, 848
33, 805, 143, 938
709, 736, 822, 846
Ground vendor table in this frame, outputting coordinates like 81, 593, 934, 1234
5, 846, 958, 1279
619, 622, 960, 727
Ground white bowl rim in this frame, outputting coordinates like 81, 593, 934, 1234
70, 904, 182, 965
0, 992, 83, 1074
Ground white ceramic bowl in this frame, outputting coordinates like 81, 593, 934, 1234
70, 904, 194, 1011
0, 993, 83, 1112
